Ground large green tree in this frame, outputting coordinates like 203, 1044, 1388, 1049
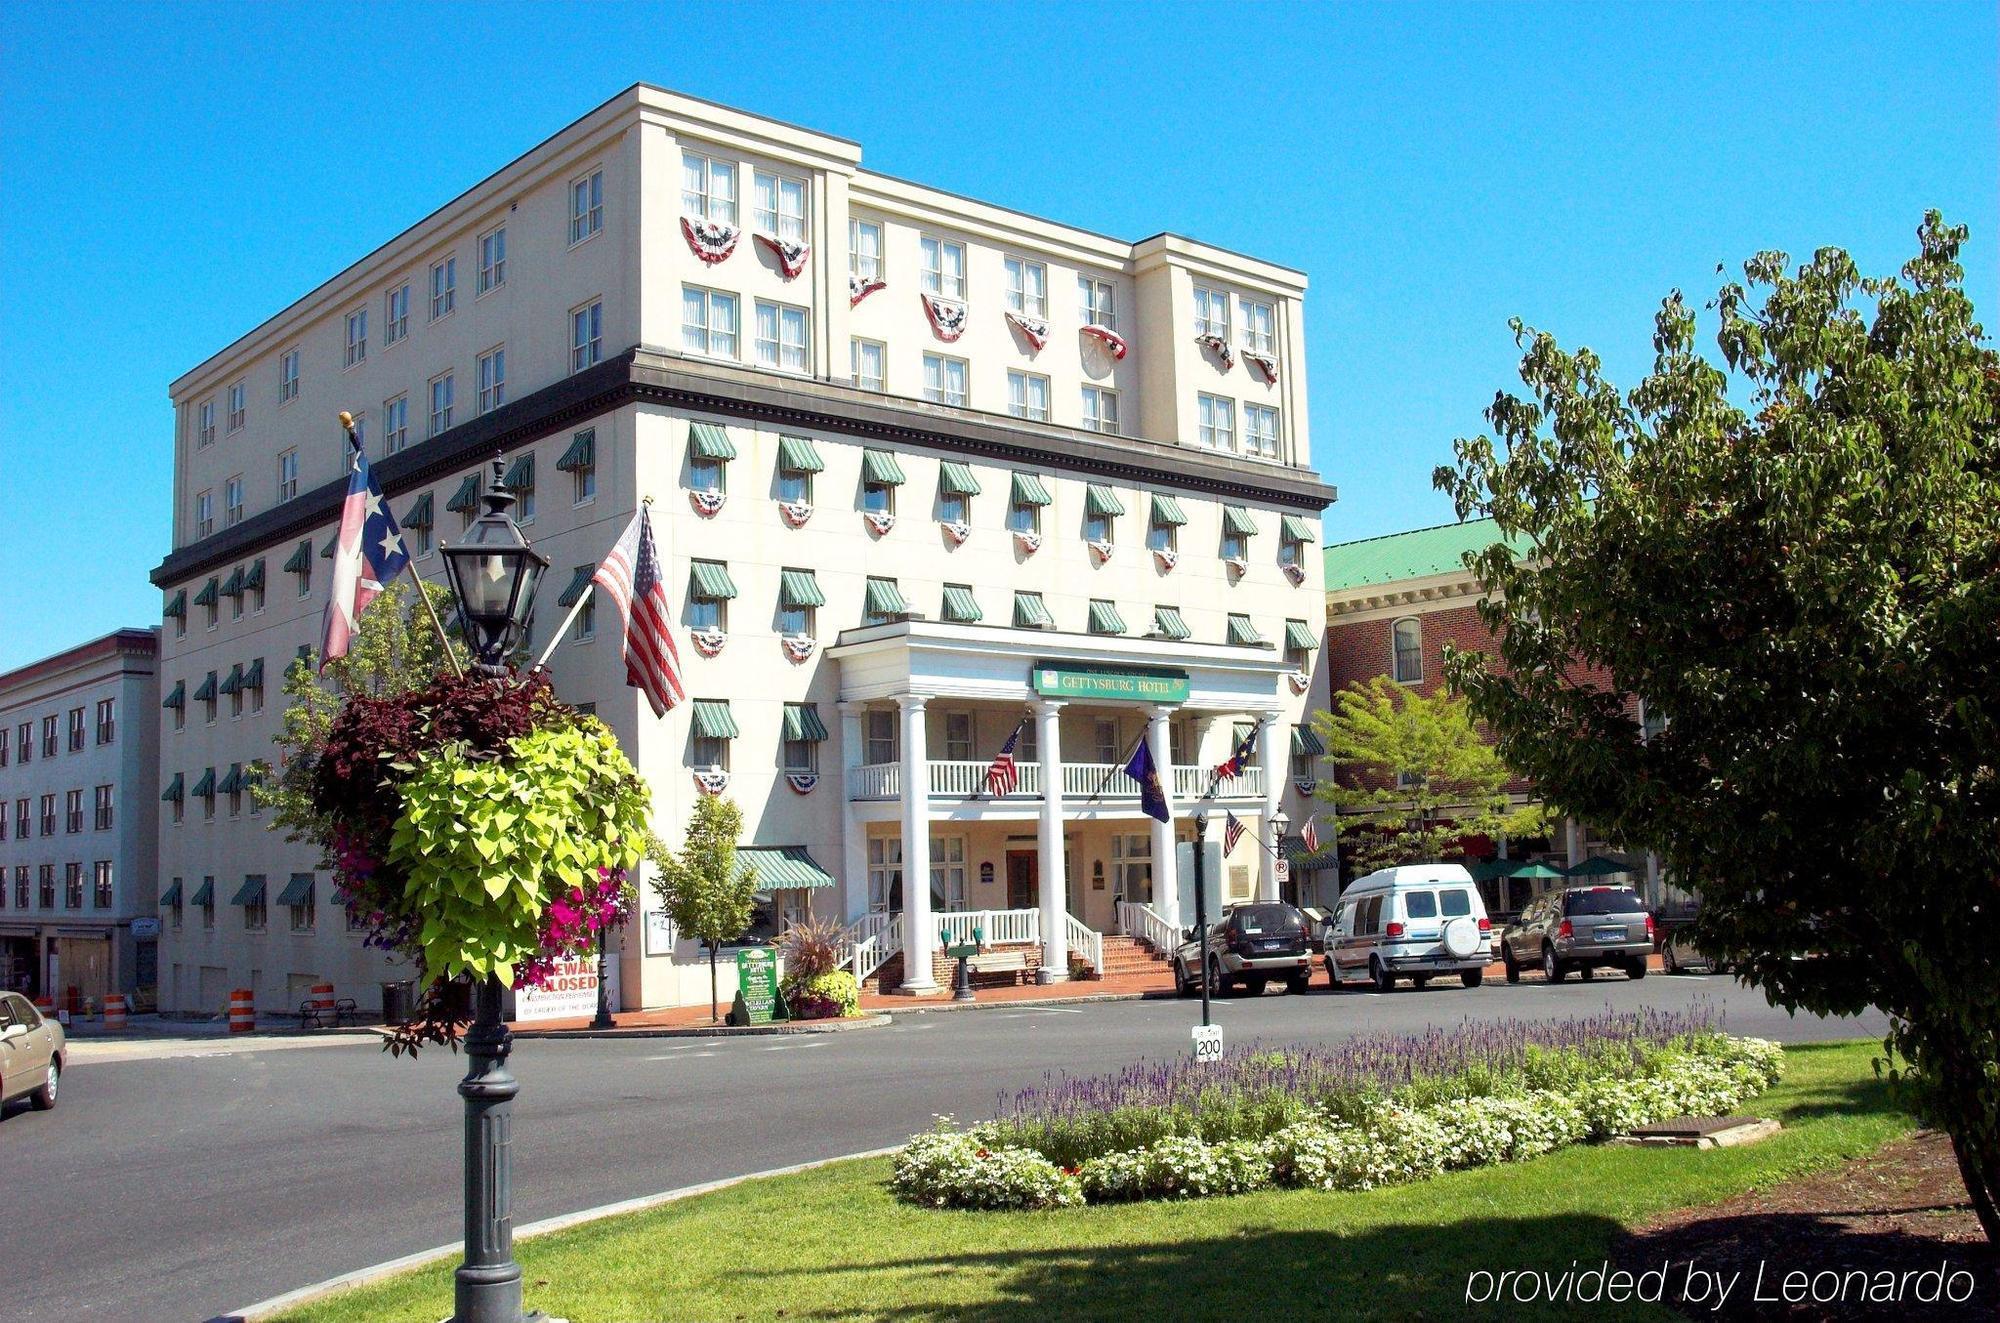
1311, 675, 1546, 873
647, 796, 756, 1023
1434, 213, 1999, 1238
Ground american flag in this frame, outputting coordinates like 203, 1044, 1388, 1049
320, 431, 410, 670
985, 718, 1026, 796
592, 506, 685, 718
1213, 722, 1261, 782
1223, 812, 1245, 854
1301, 817, 1321, 855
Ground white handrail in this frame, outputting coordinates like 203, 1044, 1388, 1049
1064, 912, 1102, 974
1117, 900, 1182, 956
939, 908, 1040, 946
850, 762, 1263, 801
844, 912, 904, 984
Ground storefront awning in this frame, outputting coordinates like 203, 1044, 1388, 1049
275, 874, 315, 907
231, 875, 266, 907
738, 846, 836, 890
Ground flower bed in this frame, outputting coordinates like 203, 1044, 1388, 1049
892, 1011, 1785, 1209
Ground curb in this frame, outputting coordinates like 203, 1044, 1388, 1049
508, 1012, 893, 1040
879, 989, 1176, 1013
215, 1144, 903, 1322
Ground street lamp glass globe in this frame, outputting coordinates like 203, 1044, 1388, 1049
439, 458, 548, 668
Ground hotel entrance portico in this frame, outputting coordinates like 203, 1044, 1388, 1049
827, 618, 1298, 993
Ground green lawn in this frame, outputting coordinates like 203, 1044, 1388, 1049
282, 1040, 1914, 1322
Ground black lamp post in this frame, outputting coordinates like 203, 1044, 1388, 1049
437, 457, 549, 1323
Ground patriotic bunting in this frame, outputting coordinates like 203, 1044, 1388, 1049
1195, 332, 1236, 369
942, 520, 971, 546
1005, 311, 1049, 351
693, 768, 731, 796
1283, 562, 1307, 586
1153, 547, 1179, 572
1293, 776, 1319, 796
681, 216, 740, 264
1226, 556, 1250, 577
781, 634, 816, 663
1080, 324, 1128, 360
1288, 670, 1313, 695
921, 293, 968, 341
1013, 529, 1042, 555
849, 275, 886, 306
690, 626, 727, 658
689, 490, 726, 518
1088, 539, 1114, 563
756, 233, 811, 278
1245, 351, 1279, 384
863, 510, 896, 537
785, 772, 819, 795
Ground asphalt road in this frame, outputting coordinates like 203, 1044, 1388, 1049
1, 974, 1886, 1322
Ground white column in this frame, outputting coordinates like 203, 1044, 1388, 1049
1145, 704, 1179, 928
1033, 700, 1067, 983
1259, 710, 1284, 902
838, 701, 868, 924
1565, 817, 1583, 868
897, 694, 937, 992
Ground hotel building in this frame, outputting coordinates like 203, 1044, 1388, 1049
150, 85, 1334, 1013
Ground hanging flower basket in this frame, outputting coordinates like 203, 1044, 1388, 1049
1245, 351, 1279, 384
849, 275, 886, 307
864, 511, 896, 537
942, 520, 971, 546
1081, 324, 1129, 360
756, 233, 810, 278
690, 627, 727, 658
681, 216, 739, 265
689, 490, 726, 518
1196, 333, 1235, 369
782, 634, 816, 663
922, 293, 968, 342
778, 499, 814, 529
1013, 529, 1042, 555
1153, 547, 1178, 572
1006, 311, 1049, 351
693, 767, 731, 796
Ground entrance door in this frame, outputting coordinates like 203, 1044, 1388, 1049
1005, 851, 1038, 911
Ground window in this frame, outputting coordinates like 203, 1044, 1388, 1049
94, 785, 112, 830
570, 169, 604, 245
65, 789, 83, 833
1014, 590, 1052, 629
1081, 385, 1120, 435
1244, 404, 1280, 458
197, 399, 216, 448
849, 218, 883, 281
1113, 833, 1153, 903
243, 879, 266, 931
1284, 619, 1316, 672
777, 568, 817, 636
224, 475, 244, 526
1148, 510, 1178, 554
383, 395, 409, 453
290, 878, 316, 932
0, 726, 7, 766
1392, 618, 1423, 684
277, 450, 298, 501
510, 456, 535, 522
38, 865, 54, 908
344, 308, 367, 368
1641, 702, 1669, 743
1197, 394, 1235, 451
571, 300, 603, 372
1194, 286, 1231, 339
919, 235, 965, 300
200, 877, 214, 928
851, 338, 885, 391
932, 835, 968, 912
754, 300, 809, 372
279, 349, 300, 403
865, 709, 897, 764
196, 489, 214, 538
14, 799, 26, 839
1221, 526, 1248, 563
690, 700, 733, 772
1006, 371, 1050, 423
1279, 519, 1309, 573
687, 560, 730, 632
201, 671, 217, 723
572, 568, 597, 640
936, 475, 970, 527
1078, 275, 1116, 328
65, 863, 83, 909
68, 707, 85, 751
781, 703, 825, 775
93, 861, 112, 908
681, 151, 737, 224
1241, 297, 1276, 355
922, 353, 967, 406
429, 374, 454, 436
689, 453, 725, 498
227, 381, 246, 431
42, 716, 58, 758
867, 835, 902, 913
15, 723, 28, 764
477, 346, 506, 414
862, 577, 905, 626
429, 256, 457, 320
15, 866, 29, 910
682, 286, 740, 358
942, 711, 974, 762
1290, 725, 1322, 786
1004, 256, 1047, 317
1089, 601, 1126, 638
385, 283, 410, 344
1008, 472, 1050, 535
752, 170, 807, 241
477, 226, 507, 295
1093, 718, 1120, 763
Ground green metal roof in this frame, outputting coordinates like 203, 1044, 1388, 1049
1153, 605, 1191, 640
1322, 517, 1524, 593
275, 873, 315, 907
779, 569, 825, 608
776, 435, 824, 473
688, 560, 739, 600
738, 845, 836, 890
690, 700, 739, 739
861, 449, 906, 485
941, 584, 981, 622
689, 421, 737, 459
781, 703, 829, 742
938, 461, 982, 496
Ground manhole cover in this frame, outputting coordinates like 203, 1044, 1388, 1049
1630, 1115, 1758, 1138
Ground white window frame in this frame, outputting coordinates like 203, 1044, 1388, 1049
344, 309, 367, 369
754, 300, 810, 373
922, 353, 968, 407
1392, 618, 1424, 684
1194, 286, 1231, 339
1081, 384, 1120, 435
919, 235, 965, 300
1004, 256, 1047, 317
569, 169, 604, 246
383, 395, 409, 453
279, 349, 299, 404
1078, 275, 1116, 328
681, 285, 740, 360
848, 217, 883, 282
384, 283, 410, 345
571, 299, 603, 373
752, 170, 807, 242
932, 835, 968, 912
867, 834, 902, 914
429, 257, 456, 321
197, 400, 215, 448
476, 226, 507, 297
1241, 297, 1276, 355
1244, 403, 1280, 458
224, 476, 244, 527
226, 382, 246, 431
277, 450, 298, 502
1006, 370, 1050, 423
196, 489, 214, 538
1198, 394, 1236, 451
681, 151, 737, 225
477, 346, 506, 415
428, 373, 454, 437
851, 338, 885, 392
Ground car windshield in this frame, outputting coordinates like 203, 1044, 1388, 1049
1403, 891, 1438, 919
1565, 887, 1644, 916
1235, 905, 1303, 935
1440, 889, 1473, 917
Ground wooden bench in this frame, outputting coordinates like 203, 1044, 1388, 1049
968, 949, 1032, 984
299, 997, 359, 1029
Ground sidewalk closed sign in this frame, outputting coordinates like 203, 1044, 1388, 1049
1192, 1024, 1224, 1063
512, 955, 618, 1023
737, 948, 779, 1024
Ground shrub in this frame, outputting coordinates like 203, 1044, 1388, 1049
788, 970, 858, 1020
1429, 1092, 1585, 1168
777, 917, 844, 986
1078, 1136, 1273, 1201
892, 1123, 1082, 1210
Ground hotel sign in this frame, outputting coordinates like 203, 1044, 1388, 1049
1032, 664, 1189, 704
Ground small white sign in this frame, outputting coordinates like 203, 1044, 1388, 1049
131, 917, 161, 939
1274, 858, 1291, 883
1191, 1023, 1224, 1063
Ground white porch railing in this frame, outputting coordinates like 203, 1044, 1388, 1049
840, 911, 904, 984
849, 761, 1264, 802
1117, 900, 1183, 957
1174, 765, 1264, 801
1064, 913, 1102, 974
939, 908, 1040, 947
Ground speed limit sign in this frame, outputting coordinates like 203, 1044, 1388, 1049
1191, 1024, 1224, 1063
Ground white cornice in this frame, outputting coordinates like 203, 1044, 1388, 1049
1324, 570, 1492, 622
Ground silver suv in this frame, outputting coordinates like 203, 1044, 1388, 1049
1501, 886, 1655, 982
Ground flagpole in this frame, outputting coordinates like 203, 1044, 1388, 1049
1084, 731, 1147, 807
528, 494, 650, 675
334, 411, 463, 678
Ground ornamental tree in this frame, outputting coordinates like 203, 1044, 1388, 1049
1311, 675, 1546, 873
1433, 213, 2000, 1239
647, 796, 755, 1024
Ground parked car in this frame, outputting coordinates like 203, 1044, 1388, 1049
0, 992, 65, 1113
1501, 886, 1655, 982
1323, 864, 1494, 992
1661, 925, 1719, 974
1173, 902, 1315, 996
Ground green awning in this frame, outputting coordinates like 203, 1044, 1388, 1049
776, 435, 824, 474
503, 454, 534, 491
159, 879, 183, 907
1222, 505, 1260, 537
1465, 859, 1518, 882
779, 569, 824, 608
1153, 605, 1191, 640
1010, 472, 1053, 506
1281, 514, 1317, 543
737, 845, 836, 890
690, 700, 739, 739
191, 768, 216, 798
1565, 856, 1636, 878
231, 875, 266, 907
163, 588, 187, 619
160, 773, 184, 803
1226, 614, 1263, 645
321, 535, 337, 559
190, 878, 214, 907
217, 764, 243, 794
782, 703, 829, 742
275, 873, 315, 907
1285, 620, 1320, 652
557, 566, 595, 608
243, 559, 266, 591
941, 584, 981, 623
688, 560, 739, 600
1013, 592, 1053, 628
282, 540, 313, 574
243, 658, 264, 690
241, 764, 264, 791
192, 673, 217, 703
446, 474, 481, 513
864, 577, 907, 617
219, 568, 244, 599
193, 577, 219, 607
1088, 600, 1127, 635
1150, 494, 1188, 526
1084, 484, 1126, 517
861, 449, 907, 485
689, 421, 737, 459
162, 681, 185, 711
556, 430, 595, 471
218, 664, 243, 696
938, 461, 982, 496
1292, 725, 1326, 756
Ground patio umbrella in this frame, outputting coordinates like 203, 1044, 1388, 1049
1565, 856, 1634, 878
1506, 862, 1569, 881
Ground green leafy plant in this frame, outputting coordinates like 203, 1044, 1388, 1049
647, 797, 755, 1023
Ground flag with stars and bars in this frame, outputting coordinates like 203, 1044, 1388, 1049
592, 505, 685, 718
985, 718, 1026, 796
319, 434, 410, 670
1223, 811, 1245, 855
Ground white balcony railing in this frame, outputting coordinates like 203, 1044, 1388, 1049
848, 761, 1265, 802
939, 908, 1040, 947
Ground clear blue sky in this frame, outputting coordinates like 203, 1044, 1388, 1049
1, 2, 1993, 672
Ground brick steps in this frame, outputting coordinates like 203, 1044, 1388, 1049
862, 933, 1170, 993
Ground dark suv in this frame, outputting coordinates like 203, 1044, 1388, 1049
1173, 902, 1314, 996
1500, 886, 1655, 982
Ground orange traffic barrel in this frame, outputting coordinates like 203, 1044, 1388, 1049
310, 982, 335, 1016
228, 988, 256, 1033
103, 994, 129, 1029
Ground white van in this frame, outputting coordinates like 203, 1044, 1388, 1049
1323, 864, 1494, 992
